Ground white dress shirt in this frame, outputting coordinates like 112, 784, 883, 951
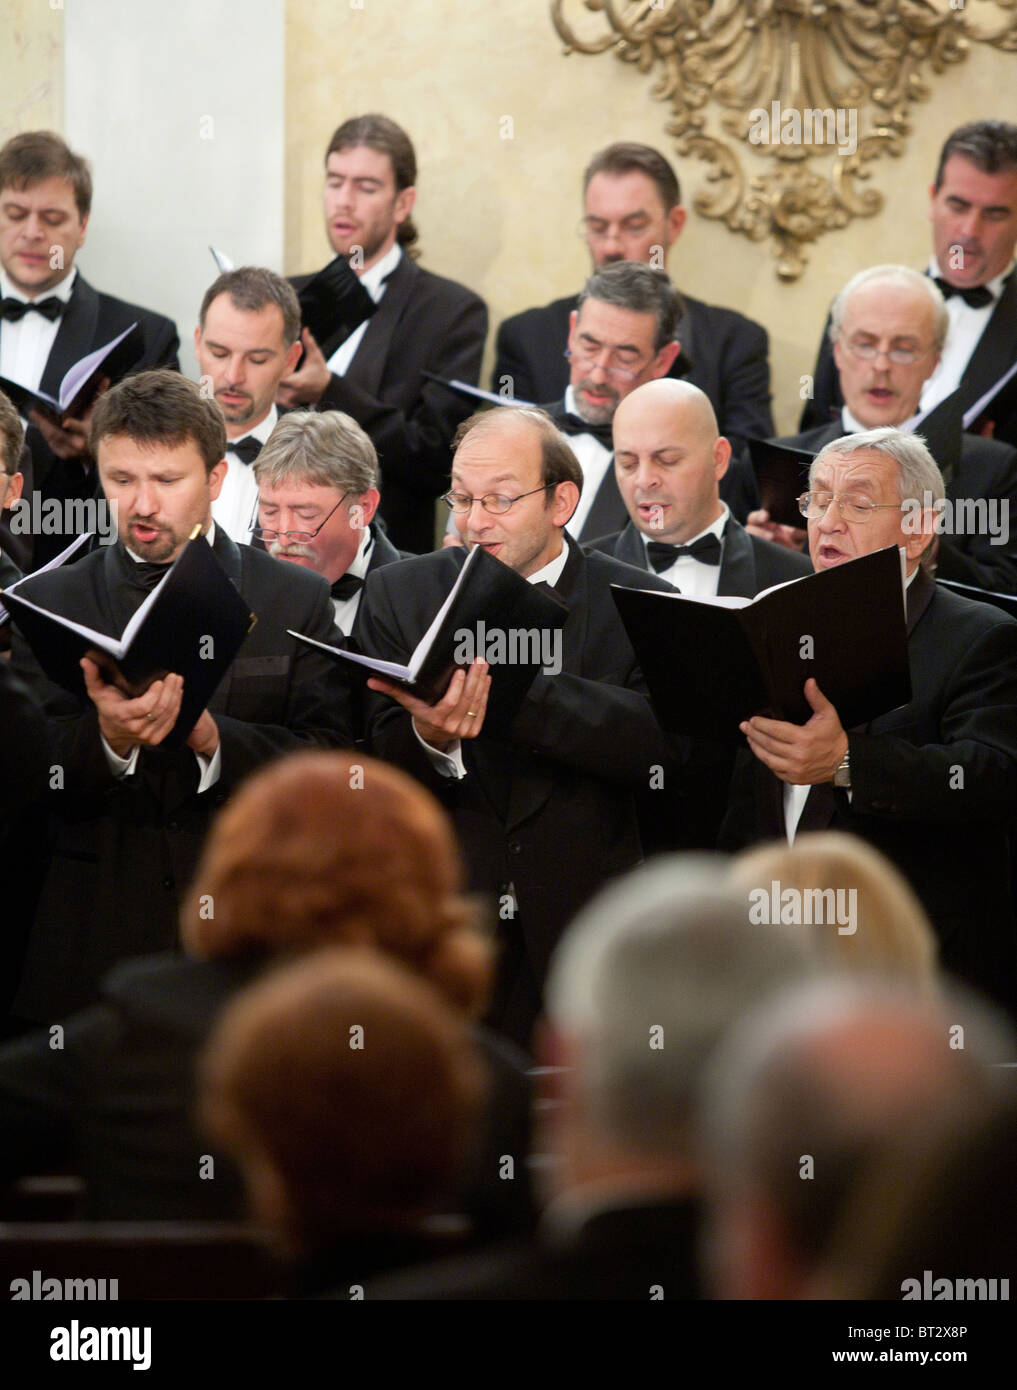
0, 267, 78, 409
559, 385, 614, 539
641, 504, 729, 596
211, 405, 279, 545
919, 256, 1014, 417
419, 539, 572, 779
327, 242, 402, 376
783, 560, 917, 842
331, 525, 373, 635
101, 524, 222, 793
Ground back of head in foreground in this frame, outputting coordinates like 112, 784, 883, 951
200, 947, 486, 1269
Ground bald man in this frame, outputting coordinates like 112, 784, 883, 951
759, 264, 1017, 594
587, 379, 812, 595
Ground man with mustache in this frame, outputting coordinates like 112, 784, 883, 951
194, 267, 303, 545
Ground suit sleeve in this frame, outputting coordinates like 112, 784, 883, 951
212, 573, 354, 790
715, 319, 775, 453
932, 449, 1017, 594
318, 290, 488, 501
846, 619, 1017, 823
491, 316, 539, 405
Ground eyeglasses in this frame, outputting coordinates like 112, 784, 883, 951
564, 345, 649, 383
252, 492, 348, 542
842, 338, 931, 366
798, 491, 905, 523
442, 485, 552, 515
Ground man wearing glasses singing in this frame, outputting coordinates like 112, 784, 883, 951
357, 404, 680, 1049
723, 425, 1017, 1017
541, 261, 682, 542
252, 409, 406, 639
753, 263, 1017, 593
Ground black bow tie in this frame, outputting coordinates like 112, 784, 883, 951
230, 436, 263, 465
123, 555, 172, 590
0, 295, 64, 322
331, 572, 364, 601
646, 534, 722, 573
557, 412, 614, 449
932, 277, 995, 309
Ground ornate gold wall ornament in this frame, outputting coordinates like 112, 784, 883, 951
551, 0, 1017, 280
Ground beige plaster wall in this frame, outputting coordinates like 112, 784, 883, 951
0, 0, 63, 139
285, 1, 1017, 434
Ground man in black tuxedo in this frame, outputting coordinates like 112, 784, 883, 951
194, 267, 302, 545
253, 408, 405, 640
493, 141, 773, 457
275, 114, 487, 555
366, 858, 816, 1300
356, 406, 680, 1048
541, 261, 682, 542
9, 371, 352, 1023
720, 428, 1017, 1016
800, 121, 1017, 447
588, 378, 811, 851
0, 132, 180, 568
759, 265, 1017, 594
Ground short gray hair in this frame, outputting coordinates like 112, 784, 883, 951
546, 856, 818, 1158
254, 409, 379, 495
829, 265, 949, 354
577, 261, 684, 352
811, 427, 946, 506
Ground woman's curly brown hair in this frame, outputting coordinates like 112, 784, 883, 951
180, 751, 490, 1015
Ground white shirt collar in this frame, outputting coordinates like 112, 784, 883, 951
345, 524, 374, 580
0, 265, 77, 304
928, 255, 1013, 303
524, 535, 570, 587
359, 242, 402, 303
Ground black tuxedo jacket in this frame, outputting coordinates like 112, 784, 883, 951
356, 539, 680, 990
5, 273, 180, 570
781, 422, 1017, 594
719, 567, 1017, 1013
9, 531, 352, 1020
799, 275, 1017, 447
292, 256, 487, 555
493, 290, 774, 453
588, 518, 812, 852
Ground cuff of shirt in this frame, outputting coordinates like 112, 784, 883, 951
194, 741, 222, 794
101, 735, 141, 778
412, 722, 467, 779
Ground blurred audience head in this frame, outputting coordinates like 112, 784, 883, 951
816, 1090, 1017, 1299
698, 976, 1015, 1299
728, 831, 938, 989
180, 750, 490, 1017
540, 855, 818, 1204
200, 948, 486, 1258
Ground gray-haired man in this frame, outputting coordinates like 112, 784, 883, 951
721, 426, 1017, 1016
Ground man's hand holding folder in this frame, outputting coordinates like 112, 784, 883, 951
81, 657, 220, 760
368, 658, 491, 752
739, 676, 849, 785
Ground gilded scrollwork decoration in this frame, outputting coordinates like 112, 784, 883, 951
550, 0, 1017, 280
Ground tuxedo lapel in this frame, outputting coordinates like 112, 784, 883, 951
39, 275, 100, 398
613, 522, 648, 569
717, 520, 757, 597
503, 538, 586, 832
205, 529, 244, 714
344, 256, 418, 398
578, 465, 627, 541
955, 274, 1017, 413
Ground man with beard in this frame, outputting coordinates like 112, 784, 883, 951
8, 371, 352, 1024
194, 267, 303, 545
